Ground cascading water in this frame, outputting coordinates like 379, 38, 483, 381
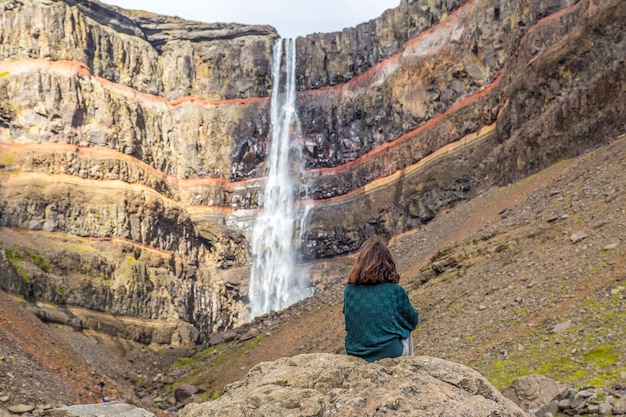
249, 39, 312, 318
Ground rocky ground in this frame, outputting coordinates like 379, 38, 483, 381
0, 134, 625, 416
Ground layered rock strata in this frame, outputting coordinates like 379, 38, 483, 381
0, 0, 624, 342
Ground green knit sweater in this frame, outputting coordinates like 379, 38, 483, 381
343, 282, 419, 362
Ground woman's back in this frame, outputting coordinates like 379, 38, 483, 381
344, 282, 419, 362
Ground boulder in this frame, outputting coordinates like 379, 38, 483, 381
174, 384, 199, 404
7, 404, 35, 414
41, 401, 155, 417
502, 375, 569, 413
179, 353, 527, 417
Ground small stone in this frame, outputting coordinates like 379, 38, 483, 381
613, 401, 626, 415
0, 395, 9, 403
537, 400, 560, 417
558, 399, 571, 409
240, 327, 259, 341
598, 402, 612, 416
620, 371, 626, 380
603, 243, 619, 250
546, 214, 560, 223
478, 304, 487, 310
571, 231, 588, 243
8, 404, 36, 414
552, 320, 572, 334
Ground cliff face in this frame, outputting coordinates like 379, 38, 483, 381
0, 0, 624, 343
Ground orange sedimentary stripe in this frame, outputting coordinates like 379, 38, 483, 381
2, 227, 201, 262
524, 2, 582, 66
0, 58, 269, 108
303, 0, 474, 98
0, 0, 574, 111
522, 2, 581, 43
0, 142, 264, 189
303, 123, 496, 208
2, 171, 239, 221
303, 70, 503, 180
169, 95, 268, 107
401, 0, 474, 57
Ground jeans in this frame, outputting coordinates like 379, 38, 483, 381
401, 335, 414, 356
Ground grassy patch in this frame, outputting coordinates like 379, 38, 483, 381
29, 250, 50, 272
7, 247, 54, 279
582, 345, 620, 368
5, 247, 29, 283
18, 267, 29, 284
172, 346, 218, 369
5, 247, 24, 262
168, 334, 266, 399
0, 71, 9, 77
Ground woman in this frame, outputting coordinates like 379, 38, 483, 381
343, 237, 419, 362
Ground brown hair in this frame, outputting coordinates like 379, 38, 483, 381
347, 237, 400, 285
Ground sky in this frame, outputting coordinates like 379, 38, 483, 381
102, 0, 400, 39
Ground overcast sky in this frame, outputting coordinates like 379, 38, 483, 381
102, 0, 400, 39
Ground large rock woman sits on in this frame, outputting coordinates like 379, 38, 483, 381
179, 353, 528, 417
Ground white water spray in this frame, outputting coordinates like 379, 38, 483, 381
249, 39, 311, 318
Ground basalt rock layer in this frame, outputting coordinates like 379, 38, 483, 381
0, 0, 624, 343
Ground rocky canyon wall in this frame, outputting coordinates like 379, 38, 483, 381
0, 0, 624, 343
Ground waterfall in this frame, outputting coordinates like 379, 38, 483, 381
249, 39, 312, 318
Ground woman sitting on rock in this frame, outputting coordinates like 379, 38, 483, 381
343, 236, 419, 362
